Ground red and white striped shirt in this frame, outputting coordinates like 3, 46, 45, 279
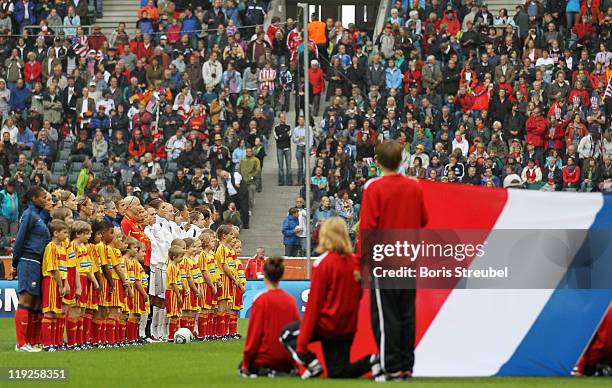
259, 67, 276, 92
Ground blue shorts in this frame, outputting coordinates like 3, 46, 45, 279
17, 260, 42, 296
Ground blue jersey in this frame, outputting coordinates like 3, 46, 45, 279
13, 203, 50, 266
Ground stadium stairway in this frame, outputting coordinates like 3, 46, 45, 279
239, 108, 301, 257
97, 0, 140, 36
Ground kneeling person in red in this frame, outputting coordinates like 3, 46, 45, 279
279, 217, 380, 379
240, 256, 299, 377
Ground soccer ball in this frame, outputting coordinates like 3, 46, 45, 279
174, 328, 193, 344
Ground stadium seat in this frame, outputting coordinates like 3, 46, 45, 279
68, 173, 79, 185
70, 162, 83, 172
92, 162, 104, 172
50, 173, 61, 186
58, 149, 71, 161
22, 150, 32, 159
164, 172, 174, 183
51, 162, 67, 174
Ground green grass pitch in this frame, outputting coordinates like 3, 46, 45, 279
0, 319, 608, 387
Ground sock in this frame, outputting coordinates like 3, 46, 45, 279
91, 318, 100, 344
99, 318, 107, 344
218, 313, 226, 337
31, 312, 43, 345
127, 318, 137, 341
66, 317, 78, 346
83, 312, 93, 343
56, 314, 65, 346
213, 314, 220, 337
164, 315, 170, 338
208, 314, 215, 337
120, 319, 127, 342
76, 316, 83, 345
168, 318, 178, 340
107, 318, 116, 344
197, 314, 207, 338
188, 317, 195, 333
41, 316, 54, 347
51, 317, 58, 346
14, 306, 30, 347
139, 315, 147, 338
151, 306, 158, 337
179, 316, 188, 329
230, 315, 237, 335
115, 318, 121, 342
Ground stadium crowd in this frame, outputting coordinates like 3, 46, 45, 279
0, 0, 609, 250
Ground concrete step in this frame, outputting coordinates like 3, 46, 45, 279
239, 111, 300, 256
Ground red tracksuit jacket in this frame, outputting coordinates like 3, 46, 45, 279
242, 288, 299, 370
358, 174, 428, 252
296, 251, 362, 353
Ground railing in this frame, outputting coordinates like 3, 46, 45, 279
23, 24, 95, 37
373, 0, 391, 39
264, 0, 287, 28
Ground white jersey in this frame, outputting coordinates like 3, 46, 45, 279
187, 225, 205, 238
145, 215, 172, 268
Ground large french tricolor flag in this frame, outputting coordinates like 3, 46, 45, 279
351, 182, 612, 376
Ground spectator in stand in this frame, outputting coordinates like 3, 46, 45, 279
282, 207, 300, 257
0, 179, 19, 236
562, 156, 581, 191
245, 246, 266, 279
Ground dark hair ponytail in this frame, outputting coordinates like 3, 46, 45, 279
263, 256, 285, 284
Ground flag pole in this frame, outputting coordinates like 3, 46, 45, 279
298, 2, 311, 279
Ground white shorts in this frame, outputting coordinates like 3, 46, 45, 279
149, 267, 167, 298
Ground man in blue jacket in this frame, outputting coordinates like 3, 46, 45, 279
90, 105, 111, 134
282, 207, 301, 257
14, 0, 37, 33
9, 79, 31, 113
12, 186, 51, 352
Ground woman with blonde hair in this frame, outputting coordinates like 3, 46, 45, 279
280, 216, 379, 379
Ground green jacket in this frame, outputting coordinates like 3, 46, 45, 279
238, 156, 261, 184
76, 168, 92, 196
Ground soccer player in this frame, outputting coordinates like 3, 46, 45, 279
215, 225, 240, 339
145, 200, 175, 341
180, 238, 196, 333
230, 238, 246, 339
84, 224, 103, 347
70, 221, 97, 349
280, 217, 380, 379
198, 229, 218, 340
94, 221, 115, 347
108, 232, 132, 347
358, 140, 428, 381
13, 187, 52, 352
166, 245, 185, 341
240, 256, 299, 376
51, 207, 79, 350
41, 220, 70, 351
135, 242, 150, 340
189, 238, 205, 338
